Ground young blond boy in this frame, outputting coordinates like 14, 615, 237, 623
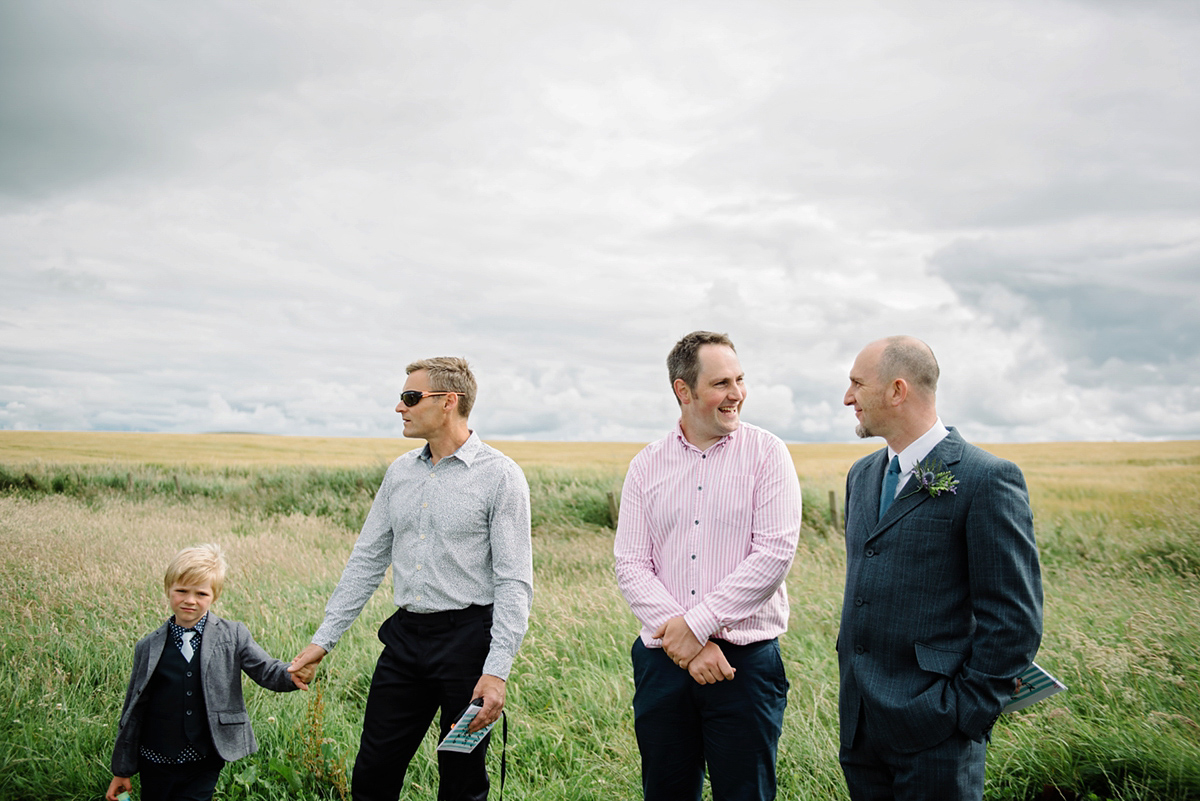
106, 544, 313, 801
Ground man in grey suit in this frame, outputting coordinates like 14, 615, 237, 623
838, 336, 1043, 801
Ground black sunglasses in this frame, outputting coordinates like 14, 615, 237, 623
399, 390, 461, 407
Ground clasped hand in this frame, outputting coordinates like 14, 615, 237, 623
653, 617, 735, 685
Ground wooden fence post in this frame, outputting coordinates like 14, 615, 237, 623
607, 490, 621, 529
828, 490, 839, 530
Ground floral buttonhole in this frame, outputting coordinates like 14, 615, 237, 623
904, 457, 959, 499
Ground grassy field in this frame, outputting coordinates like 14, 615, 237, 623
1, 432, 1198, 800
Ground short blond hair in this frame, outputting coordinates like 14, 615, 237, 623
406, 356, 477, 418
164, 543, 227, 600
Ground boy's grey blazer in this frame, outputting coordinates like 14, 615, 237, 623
838, 427, 1043, 752
111, 613, 297, 777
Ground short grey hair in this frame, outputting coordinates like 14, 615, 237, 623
877, 336, 939, 394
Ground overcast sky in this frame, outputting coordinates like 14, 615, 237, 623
2, 0, 1198, 444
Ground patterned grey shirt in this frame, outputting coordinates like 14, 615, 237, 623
312, 432, 533, 679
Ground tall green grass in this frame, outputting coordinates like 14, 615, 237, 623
1, 455, 1198, 800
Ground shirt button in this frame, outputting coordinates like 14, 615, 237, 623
186, 690, 193, 696
698, 486, 702, 491
186, 672, 193, 677
691, 590, 696, 595
415, 595, 422, 601
422, 502, 428, 508
186, 710, 193, 715
691, 554, 696, 560
416, 564, 422, 570
694, 520, 699, 525
420, 534, 425, 540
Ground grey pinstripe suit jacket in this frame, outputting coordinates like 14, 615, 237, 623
837, 427, 1043, 752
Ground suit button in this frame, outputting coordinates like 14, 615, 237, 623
854, 597, 864, 607
186, 691, 193, 697
186, 710, 193, 716
854, 645, 865, 654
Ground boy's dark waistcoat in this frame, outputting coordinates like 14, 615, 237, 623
140, 637, 211, 759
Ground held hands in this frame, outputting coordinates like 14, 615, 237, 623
653, 616, 704, 668
289, 662, 317, 690
287, 643, 327, 691
468, 674, 506, 733
687, 641, 736, 685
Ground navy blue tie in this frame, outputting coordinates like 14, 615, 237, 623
879, 456, 901, 521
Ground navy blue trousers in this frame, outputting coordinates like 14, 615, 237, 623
352, 605, 493, 801
839, 703, 987, 801
631, 637, 789, 801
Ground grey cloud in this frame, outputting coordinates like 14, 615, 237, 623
0, 1, 299, 198
929, 234, 1200, 372
2, 1, 1199, 443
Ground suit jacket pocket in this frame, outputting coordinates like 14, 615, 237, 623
899, 509, 954, 535
914, 641, 966, 677
217, 710, 249, 725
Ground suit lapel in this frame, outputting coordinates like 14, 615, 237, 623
855, 448, 889, 527
142, 622, 170, 686
869, 428, 965, 538
200, 614, 225, 657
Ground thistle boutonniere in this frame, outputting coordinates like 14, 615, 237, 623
904, 457, 959, 499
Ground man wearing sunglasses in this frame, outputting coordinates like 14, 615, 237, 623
289, 357, 533, 801
614, 331, 802, 801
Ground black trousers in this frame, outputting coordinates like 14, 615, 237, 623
137, 751, 224, 801
352, 605, 494, 801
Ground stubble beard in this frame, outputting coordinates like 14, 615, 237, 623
855, 423, 874, 439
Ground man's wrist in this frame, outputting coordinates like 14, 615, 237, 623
481, 655, 513, 680
683, 605, 718, 644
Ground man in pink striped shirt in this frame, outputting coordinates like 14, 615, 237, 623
614, 330, 803, 801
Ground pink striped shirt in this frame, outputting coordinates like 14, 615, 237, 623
614, 421, 802, 648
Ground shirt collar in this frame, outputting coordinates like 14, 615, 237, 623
418, 430, 482, 467
672, 420, 738, 453
888, 418, 950, 478
169, 612, 208, 635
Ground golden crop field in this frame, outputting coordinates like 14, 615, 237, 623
4, 430, 1197, 514
6, 430, 1194, 469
